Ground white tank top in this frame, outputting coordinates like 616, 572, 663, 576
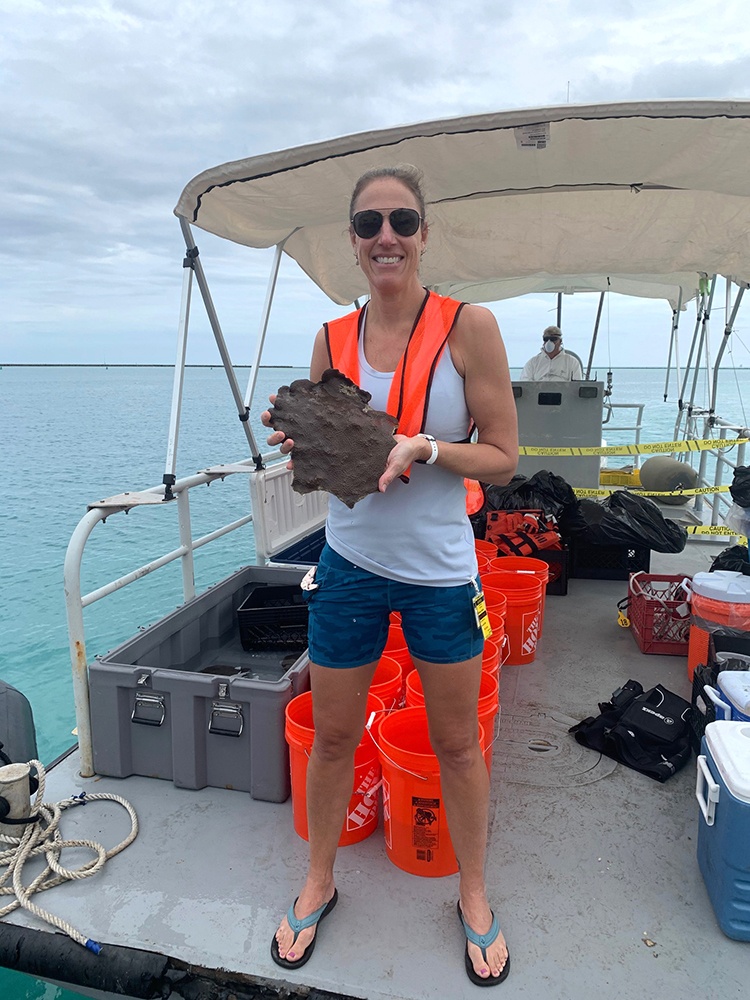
325, 339, 478, 586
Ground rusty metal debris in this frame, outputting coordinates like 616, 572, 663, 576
268, 369, 397, 508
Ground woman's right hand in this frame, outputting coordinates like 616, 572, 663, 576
261, 394, 294, 466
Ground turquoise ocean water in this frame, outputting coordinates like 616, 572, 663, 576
2, 363, 750, 999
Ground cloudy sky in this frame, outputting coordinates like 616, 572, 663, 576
5, 0, 750, 369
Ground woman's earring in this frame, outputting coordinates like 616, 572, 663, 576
354, 252, 359, 266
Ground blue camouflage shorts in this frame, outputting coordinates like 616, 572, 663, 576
304, 544, 484, 668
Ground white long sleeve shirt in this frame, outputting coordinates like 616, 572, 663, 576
520, 349, 583, 381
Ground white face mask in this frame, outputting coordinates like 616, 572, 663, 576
543, 339, 559, 354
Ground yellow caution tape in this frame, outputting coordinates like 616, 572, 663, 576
637, 486, 731, 497
686, 526, 747, 540
573, 485, 731, 498
519, 437, 747, 457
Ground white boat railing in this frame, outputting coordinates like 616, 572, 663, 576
63, 454, 283, 779
683, 411, 749, 523
601, 402, 645, 467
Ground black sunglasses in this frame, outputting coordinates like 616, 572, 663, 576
543, 336, 561, 342
350, 208, 422, 239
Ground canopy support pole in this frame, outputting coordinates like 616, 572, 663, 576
663, 288, 683, 402
710, 279, 747, 417
243, 238, 292, 435
674, 279, 711, 441
585, 291, 605, 380
162, 248, 195, 500
688, 276, 716, 415
179, 218, 262, 465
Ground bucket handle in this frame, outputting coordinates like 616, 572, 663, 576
702, 684, 732, 721
300, 747, 386, 800
695, 754, 719, 826
365, 711, 429, 782
499, 633, 511, 667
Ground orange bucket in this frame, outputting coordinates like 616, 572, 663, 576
482, 587, 508, 617
370, 654, 404, 709
489, 555, 550, 627
383, 624, 413, 674
475, 552, 493, 574
685, 572, 750, 681
285, 691, 385, 846
482, 634, 500, 672
404, 671, 499, 773
486, 608, 505, 639
687, 592, 750, 681
475, 538, 498, 558
482, 628, 508, 683
376, 706, 487, 876
483, 571, 543, 665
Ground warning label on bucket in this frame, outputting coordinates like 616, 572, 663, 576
412, 796, 440, 852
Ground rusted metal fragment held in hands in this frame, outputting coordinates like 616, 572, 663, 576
268, 368, 397, 508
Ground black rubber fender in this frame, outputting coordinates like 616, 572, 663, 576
0, 923, 170, 998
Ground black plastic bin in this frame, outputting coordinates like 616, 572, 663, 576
570, 540, 651, 580
271, 526, 326, 567
237, 584, 309, 650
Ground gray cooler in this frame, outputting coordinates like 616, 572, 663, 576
89, 565, 310, 802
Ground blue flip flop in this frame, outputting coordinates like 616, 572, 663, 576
457, 901, 511, 987
271, 889, 339, 970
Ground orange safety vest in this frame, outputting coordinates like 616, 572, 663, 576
324, 289, 465, 438
324, 290, 483, 497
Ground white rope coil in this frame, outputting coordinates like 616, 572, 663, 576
0, 759, 138, 953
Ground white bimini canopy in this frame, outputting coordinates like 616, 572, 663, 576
175, 100, 750, 308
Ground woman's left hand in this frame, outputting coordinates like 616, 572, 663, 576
378, 435, 431, 492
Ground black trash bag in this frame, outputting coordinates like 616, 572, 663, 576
729, 466, 750, 508
482, 471, 578, 519
563, 491, 687, 552
709, 544, 750, 575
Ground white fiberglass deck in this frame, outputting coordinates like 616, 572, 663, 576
6, 542, 747, 1000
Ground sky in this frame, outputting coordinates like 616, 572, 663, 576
4, 0, 750, 370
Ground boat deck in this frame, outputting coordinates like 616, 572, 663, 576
5, 541, 747, 1000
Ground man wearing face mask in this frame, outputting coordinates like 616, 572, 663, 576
520, 326, 583, 381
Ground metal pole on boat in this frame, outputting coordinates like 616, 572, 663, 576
64, 510, 106, 777
243, 238, 290, 419
556, 292, 562, 328
585, 291, 605, 380
710, 279, 747, 416
689, 276, 716, 413
178, 218, 263, 465
694, 278, 718, 508
673, 293, 683, 406
162, 252, 194, 500
663, 288, 683, 401
674, 281, 707, 441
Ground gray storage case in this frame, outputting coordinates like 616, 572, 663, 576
89, 565, 310, 802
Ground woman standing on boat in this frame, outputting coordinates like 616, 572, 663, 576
265, 165, 518, 986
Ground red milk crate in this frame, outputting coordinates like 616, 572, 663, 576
627, 572, 691, 656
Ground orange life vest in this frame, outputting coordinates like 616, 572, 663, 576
324, 290, 465, 438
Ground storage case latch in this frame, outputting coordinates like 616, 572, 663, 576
209, 702, 244, 738
131, 692, 166, 727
